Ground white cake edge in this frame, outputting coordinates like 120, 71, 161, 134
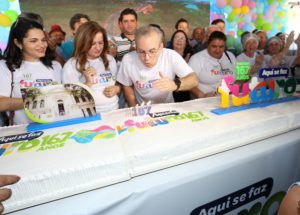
3, 161, 130, 214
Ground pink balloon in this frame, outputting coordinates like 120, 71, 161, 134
231, 0, 242, 8
229, 31, 235, 37
212, 13, 220, 20
242, 0, 249, 5
251, 13, 257, 21
269, 4, 276, 12
238, 21, 245, 29
248, 1, 256, 9
216, 0, 227, 8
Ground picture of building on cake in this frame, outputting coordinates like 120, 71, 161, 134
21, 83, 96, 123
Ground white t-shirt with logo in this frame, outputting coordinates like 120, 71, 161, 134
189, 49, 236, 94
0, 60, 62, 125
62, 55, 118, 113
117, 48, 194, 104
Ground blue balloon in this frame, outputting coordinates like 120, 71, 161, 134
0, 26, 9, 41
0, 0, 9, 11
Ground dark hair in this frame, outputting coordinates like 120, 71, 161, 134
211, 19, 225, 25
69, 13, 90, 30
4, 18, 54, 72
175, 18, 188, 30
0, 48, 3, 60
118, 8, 138, 23
207, 31, 227, 45
169, 30, 193, 59
275, 32, 284, 37
19, 12, 44, 27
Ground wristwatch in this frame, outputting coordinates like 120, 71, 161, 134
174, 78, 181, 92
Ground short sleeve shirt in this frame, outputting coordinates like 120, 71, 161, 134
117, 48, 193, 104
0, 60, 62, 125
62, 55, 118, 112
189, 49, 236, 94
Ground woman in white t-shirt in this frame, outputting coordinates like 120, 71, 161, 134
62, 21, 119, 113
189, 31, 236, 98
237, 33, 264, 77
0, 18, 62, 125
263, 32, 300, 69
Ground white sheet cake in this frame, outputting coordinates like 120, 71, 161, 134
1, 97, 299, 213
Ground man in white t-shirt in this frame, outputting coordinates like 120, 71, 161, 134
117, 26, 198, 106
189, 31, 236, 98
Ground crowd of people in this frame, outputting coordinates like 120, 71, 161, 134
1, 8, 300, 126
0, 8, 300, 214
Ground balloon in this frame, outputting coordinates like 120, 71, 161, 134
227, 12, 236, 22
238, 21, 245, 29
0, 0, 9, 11
251, 13, 257, 21
241, 5, 249, 14
262, 23, 271, 31
233, 7, 241, 15
0, 14, 12, 27
229, 31, 235, 37
242, 0, 249, 5
231, 0, 242, 8
248, 1, 256, 9
244, 14, 251, 23
237, 29, 243, 37
223, 5, 232, 14
278, 11, 284, 18
4, 10, 18, 22
216, 0, 227, 8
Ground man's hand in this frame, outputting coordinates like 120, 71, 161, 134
153, 72, 177, 92
0, 175, 20, 214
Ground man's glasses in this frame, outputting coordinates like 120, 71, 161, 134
136, 47, 160, 57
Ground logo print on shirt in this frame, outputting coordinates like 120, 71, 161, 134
93, 73, 115, 85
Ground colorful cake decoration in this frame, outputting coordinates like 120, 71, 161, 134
21, 83, 101, 131
212, 74, 300, 115
236, 62, 250, 81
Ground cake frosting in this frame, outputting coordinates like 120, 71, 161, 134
1, 96, 300, 213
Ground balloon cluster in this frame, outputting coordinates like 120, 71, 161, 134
0, 0, 20, 51
211, 0, 288, 38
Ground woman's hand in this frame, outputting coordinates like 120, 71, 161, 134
83, 67, 96, 87
103, 85, 120, 98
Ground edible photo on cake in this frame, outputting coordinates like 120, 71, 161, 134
20, 83, 97, 123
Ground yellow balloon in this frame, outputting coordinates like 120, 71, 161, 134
0, 14, 12, 27
241, 5, 249, 14
233, 7, 241, 15
278, 11, 284, 18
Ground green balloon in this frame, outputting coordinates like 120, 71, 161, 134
262, 23, 271, 31
227, 12, 236, 23
4, 10, 19, 22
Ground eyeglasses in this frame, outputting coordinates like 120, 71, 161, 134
174, 36, 185, 41
136, 47, 160, 57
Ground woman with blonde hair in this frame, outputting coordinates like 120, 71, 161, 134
62, 21, 120, 113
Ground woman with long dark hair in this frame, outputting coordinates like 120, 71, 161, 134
0, 18, 62, 125
169, 30, 193, 102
